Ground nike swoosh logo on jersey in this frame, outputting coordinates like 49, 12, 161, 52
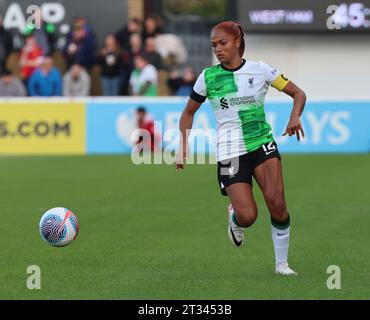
277, 233, 288, 236
215, 86, 223, 91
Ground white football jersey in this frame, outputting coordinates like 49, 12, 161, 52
191, 59, 288, 162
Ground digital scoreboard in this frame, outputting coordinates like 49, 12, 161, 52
238, 1, 370, 32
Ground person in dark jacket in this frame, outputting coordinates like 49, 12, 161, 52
143, 37, 163, 70
63, 17, 96, 69
115, 18, 142, 51
0, 15, 14, 74
97, 34, 126, 96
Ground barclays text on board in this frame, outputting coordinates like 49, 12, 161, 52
86, 99, 370, 155
0, 99, 369, 155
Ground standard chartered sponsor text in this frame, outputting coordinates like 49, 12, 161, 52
229, 96, 256, 106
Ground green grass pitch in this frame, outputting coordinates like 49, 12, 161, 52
0, 154, 369, 299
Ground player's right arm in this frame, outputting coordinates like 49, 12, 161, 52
176, 70, 207, 170
176, 98, 202, 170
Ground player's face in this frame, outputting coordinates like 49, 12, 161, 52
211, 28, 239, 64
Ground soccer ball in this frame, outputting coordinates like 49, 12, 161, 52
39, 207, 79, 247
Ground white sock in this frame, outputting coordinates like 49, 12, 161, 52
271, 224, 290, 265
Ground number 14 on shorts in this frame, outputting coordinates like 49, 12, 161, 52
262, 141, 277, 155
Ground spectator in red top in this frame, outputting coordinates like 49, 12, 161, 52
19, 35, 43, 83
136, 106, 159, 153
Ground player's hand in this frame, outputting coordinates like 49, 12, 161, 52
175, 143, 188, 171
283, 115, 305, 141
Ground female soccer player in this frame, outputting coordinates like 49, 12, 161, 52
176, 21, 306, 275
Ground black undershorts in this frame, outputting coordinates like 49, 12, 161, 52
217, 141, 281, 196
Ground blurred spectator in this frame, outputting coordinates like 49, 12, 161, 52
0, 15, 14, 74
97, 34, 124, 96
144, 37, 163, 70
28, 56, 62, 96
63, 17, 96, 69
154, 33, 188, 67
19, 35, 44, 83
119, 50, 132, 96
141, 15, 162, 42
124, 32, 145, 95
129, 54, 158, 96
128, 33, 144, 67
115, 18, 142, 51
0, 69, 26, 97
135, 106, 160, 153
167, 67, 196, 96
63, 64, 90, 97
23, 9, 56, 56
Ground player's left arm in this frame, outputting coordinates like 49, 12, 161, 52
272, 75, 307, 141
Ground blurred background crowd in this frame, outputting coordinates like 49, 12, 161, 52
0, 13, 197, 97
1, 0, 366, 101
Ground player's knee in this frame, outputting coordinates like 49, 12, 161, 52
235, 208, 258, 227
266, 194, 286, 216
